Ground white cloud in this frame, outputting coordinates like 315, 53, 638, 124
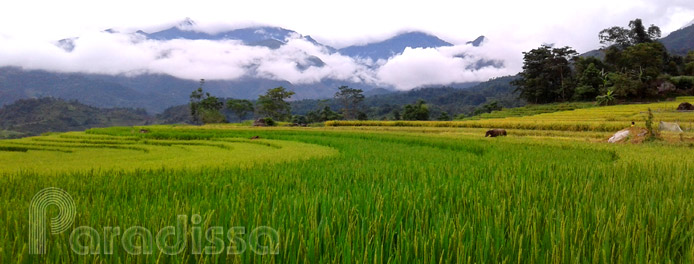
0, 28, 521, 90
0, 32, 384, 86
377, 44, 516, 90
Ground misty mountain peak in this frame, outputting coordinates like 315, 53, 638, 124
177, 17, 196, 29
389, 31, 453, 46
681, 19, 694, 30
661, 20, 694, 55
467, 36, 486, 47
142, 23, 301, 48
338, 31, 453, 60
56, 38, 77, 52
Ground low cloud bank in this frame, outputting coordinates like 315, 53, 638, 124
0, 30, 519, 90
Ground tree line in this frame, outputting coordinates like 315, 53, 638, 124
189, 81, 378, 125
189, 78, 451, 124
513, 18, 694, 105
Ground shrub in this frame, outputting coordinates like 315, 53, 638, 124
644, 108, 660, 141
291, 115, 308, 125
263, 117, 276, 127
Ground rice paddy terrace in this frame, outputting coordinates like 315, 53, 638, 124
1, 99, 694, 263
0, 129, 336, 174
328, 96, 694, 133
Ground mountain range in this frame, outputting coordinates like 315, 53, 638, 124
338, 32, 456, 61
660, 22, 694, 56
57, 18, 488, 64
119, 18, 484, 61
0, 97, 151, 138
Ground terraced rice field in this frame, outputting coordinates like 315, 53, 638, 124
2, 100, 694, 263
0, 131, 336, 174
327, 97, 694, 132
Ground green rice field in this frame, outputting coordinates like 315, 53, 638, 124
2, 102, 694, 263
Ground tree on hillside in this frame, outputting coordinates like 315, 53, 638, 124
291, 115, 309, 126
622, 43, 667, 80
334, 86, 365, 120
686, 51, 694, 75
226, 99, 254, 120
473, 101, 503, 116
601, 19, 662, 69
607, 42, 667, 98
356, 112, 368, 120
512, 45, 578, 103
599, 18, 661, 49
596, 19, 674, 99
391, 109, 402, 120
664, 55, 684, 76
402, 100, 429, 120
574, 63, 605, 100
256, 86, 295, 121
437, 111, 451, 121
550, 47, 578, 101
608, 71, 647, 99
189, 79, 225, 124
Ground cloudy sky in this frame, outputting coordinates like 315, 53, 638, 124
1, 0, 693, 90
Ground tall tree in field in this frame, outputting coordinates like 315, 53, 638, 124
334, 86, 365, 120
257, 86, 295, 121
550, 47, 578, 101
189, 79, 225, 124
512, 45, 578, 103
189, 79, 205, 124
226, 99, 254, 120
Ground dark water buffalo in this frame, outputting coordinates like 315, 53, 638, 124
485, 129, 507, 137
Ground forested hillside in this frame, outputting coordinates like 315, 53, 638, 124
514, 19, 694, 105
0, 98, 152, 138
291, 76, 521, 120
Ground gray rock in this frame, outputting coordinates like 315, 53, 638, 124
659, 121, 683, 132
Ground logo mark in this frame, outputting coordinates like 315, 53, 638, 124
29, 187, 76, 254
